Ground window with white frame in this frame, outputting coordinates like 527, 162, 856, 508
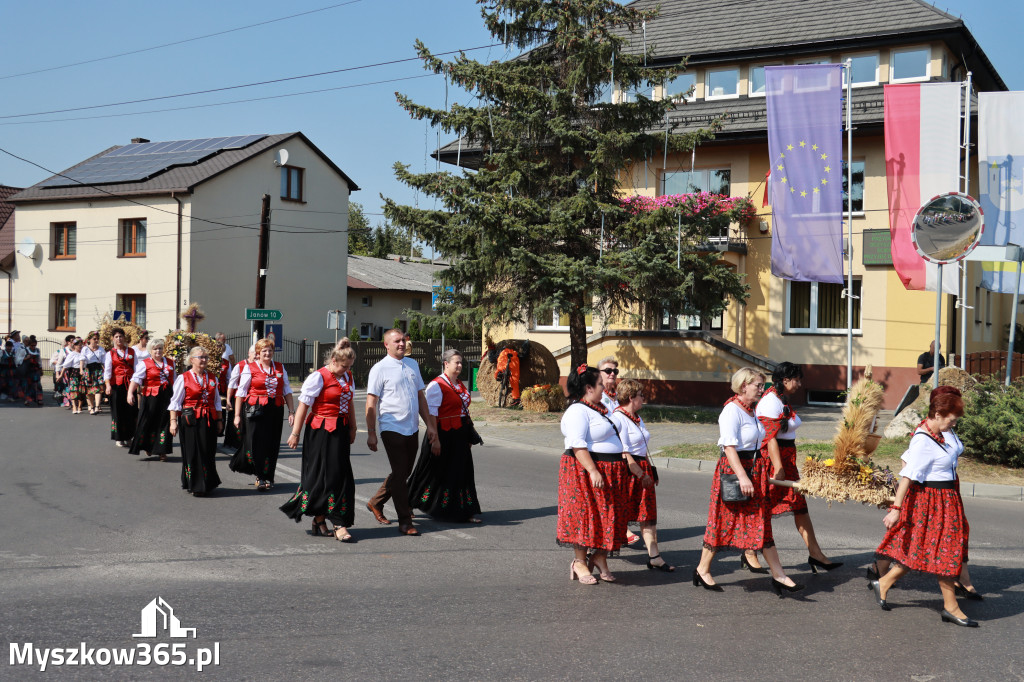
748, 64, 780, 97
661, 307, 723, 331
891, 47, 930, 82
705, 67, 739, 99
843, 53, 879, 87
841, 159, 865, 213
591, 81, 613, 104
664, 71, 696, 102
796, 58, 832, 65
620, 80, 654, 103
786, 280, 862, 334
532, 303, 593, 331
661, 168, 731, 196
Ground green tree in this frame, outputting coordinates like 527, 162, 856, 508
384, 0, 748, 368
347, 202, 374, 256
349, 201, 424, 259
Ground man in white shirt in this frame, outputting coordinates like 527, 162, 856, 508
216, 332, 235, 366
365, 328, 438, 536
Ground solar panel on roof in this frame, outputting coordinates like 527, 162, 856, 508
39, 134, 267, 188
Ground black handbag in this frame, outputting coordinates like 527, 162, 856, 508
463, 416, 484, 446
180, 408, 197, 428
244, 403, 264, 420
719, 472, 750, 502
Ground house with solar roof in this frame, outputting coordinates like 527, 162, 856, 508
443, 0, 1010, 408
7, 132, 358, 342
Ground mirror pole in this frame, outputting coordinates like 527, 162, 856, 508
934, 262, 943, 390
960, 72, 973, 369
1007, 259, 1022, 386
845, 59, 854, 390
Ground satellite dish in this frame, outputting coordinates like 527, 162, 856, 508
274, 149, 290, 167
911, 192, 984, 264
16, 237, 37, 259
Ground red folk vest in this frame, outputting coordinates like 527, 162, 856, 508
307, 368, 353, 432
182, 370, 219, 420
218, 358, 230, 394
434, 375, 470, 431
141, 357, 174, 396
245, 361, 284, 407
111, 347, 136, 386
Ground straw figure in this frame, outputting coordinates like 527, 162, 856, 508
163, 330, 223, 377
97, 312, 147, 349
477, 339, 560, 407
520, 384, 567, 412
797, 366, 897, 507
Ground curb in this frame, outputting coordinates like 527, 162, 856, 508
478, 436, 1024, 503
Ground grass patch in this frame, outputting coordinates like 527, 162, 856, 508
641, 405, 719, 424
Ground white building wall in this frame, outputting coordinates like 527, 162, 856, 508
10, 197, 185, 337
189, 141, 350, 343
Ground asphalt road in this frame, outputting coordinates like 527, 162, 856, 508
2, 399, 1023, 681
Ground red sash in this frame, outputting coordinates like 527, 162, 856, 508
141, 357, 174, 396
182, 370, 219, 421
434, 374, 470, 431
245, 361, 284, 407
111, 348, 136, 386
307, 368, 353, 432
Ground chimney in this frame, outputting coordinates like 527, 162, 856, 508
131, 137, 150, 144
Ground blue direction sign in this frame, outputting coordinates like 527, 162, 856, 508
245, 308, 283, 321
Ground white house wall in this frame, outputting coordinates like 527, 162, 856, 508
188, 141, 350, 342
11, 197, 185, 336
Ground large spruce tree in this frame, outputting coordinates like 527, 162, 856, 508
384, 0, 749, 369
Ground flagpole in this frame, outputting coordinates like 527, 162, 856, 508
845, 59, 854, 390
1006, 257, 1022, 386
959, 72, 973, 369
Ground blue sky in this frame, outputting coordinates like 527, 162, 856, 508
1, 0, 1020, 227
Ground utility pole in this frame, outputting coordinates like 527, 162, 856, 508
255, 193, 271, 340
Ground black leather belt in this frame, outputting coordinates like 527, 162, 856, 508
563, 449, 623, 463
918, 480, 956, 489
776, 439, 796, 447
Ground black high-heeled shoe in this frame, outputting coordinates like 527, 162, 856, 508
868, 580, 891, 611
808, 556, 844, 574
692, 569, 724, 592
770, 578, 805, 596
740, 553, 770, 574
866, 563, 880, 581
940, 609, 979, 627
646, 554, 675, 572
953, 582, 984, 601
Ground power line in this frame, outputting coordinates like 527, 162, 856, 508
0, 74, 437, 127
0, 0, 368, 81
0, 44, 501, 120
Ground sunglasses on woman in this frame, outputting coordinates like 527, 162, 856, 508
601, 368, 619, 376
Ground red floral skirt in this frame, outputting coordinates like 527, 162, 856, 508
767, 440, 809, 516
625, 457, 657, 526
875, 482, 969, 577
703, 455, 775, 551
556, 452, 628, 553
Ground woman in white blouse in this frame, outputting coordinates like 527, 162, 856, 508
58, 338, 85, 414
751, 362, 841, 575
281, 340, 358, 541
407, 349, 483, 523
231, 338, 295, 491
81, 332, 106, 415
222, 344, 254, 453
557, 364, 628, 585
694, 367, 803, 595
126, 339, 175, 461
870, 386, 978, 627
168, 347, 222, 496
609, 379, 669, 571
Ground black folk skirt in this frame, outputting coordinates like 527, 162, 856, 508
179, 416, 221, 494
109, 382, 138, 442
128, 388, 173, 456
407, 421, 482, 521
229, 403, 284, 483
222, 402, 243, 450
280, 420, 355, 527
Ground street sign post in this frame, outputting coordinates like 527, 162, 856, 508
327, 310, 347, 344
245, 308, 283, 321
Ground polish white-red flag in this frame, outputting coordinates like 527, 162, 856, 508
884, 82, 962, 293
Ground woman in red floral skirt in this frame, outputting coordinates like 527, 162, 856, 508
751, 361, 841, 574
558, 364, 628, 585
870, 387, 978, 627
694, 367, 803, 595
